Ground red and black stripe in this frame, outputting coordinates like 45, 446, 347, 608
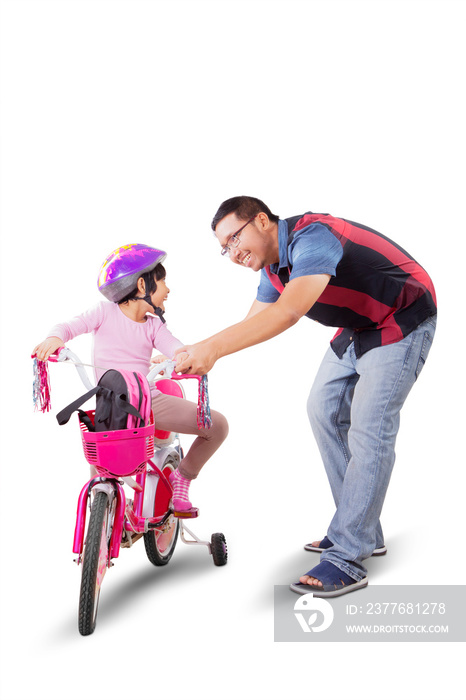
266, 212, 437, 358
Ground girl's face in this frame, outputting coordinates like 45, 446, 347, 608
151, 277, 170, 312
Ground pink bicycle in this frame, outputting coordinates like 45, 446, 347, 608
34, 349, 228, 636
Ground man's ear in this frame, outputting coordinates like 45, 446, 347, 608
137, 277, 146, 294
256, 212, 270, 230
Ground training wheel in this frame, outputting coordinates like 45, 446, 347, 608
211, 532, 228, 566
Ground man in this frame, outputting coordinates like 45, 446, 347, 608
174, 196, 437, 598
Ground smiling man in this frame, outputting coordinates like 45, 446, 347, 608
174, 195, 437, 598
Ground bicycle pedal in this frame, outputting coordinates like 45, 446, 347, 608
173, 507, 199, 519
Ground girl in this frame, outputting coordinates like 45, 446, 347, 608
33, 243, 229, 516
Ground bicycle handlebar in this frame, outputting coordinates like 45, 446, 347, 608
146, 359, 202, 384
34, 348, 202, 389
33, 347, 211, 426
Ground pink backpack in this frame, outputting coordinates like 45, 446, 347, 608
56, 369, 152, 432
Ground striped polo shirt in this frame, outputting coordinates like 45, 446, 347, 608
257, 212, 437, 358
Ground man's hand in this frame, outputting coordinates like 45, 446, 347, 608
174, 343, 217, 375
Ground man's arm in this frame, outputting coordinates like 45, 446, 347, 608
174, 274, 330, 374
244, 298, 272, 320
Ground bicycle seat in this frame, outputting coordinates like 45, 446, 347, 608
154, 378, 185, 399
153, 378, 185, 443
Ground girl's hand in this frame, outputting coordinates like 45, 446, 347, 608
33, 337, 65, 362
173, 351, 192, 373
150, 354, 168, 365
150, 354, 170, 375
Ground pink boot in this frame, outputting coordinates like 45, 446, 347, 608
169, 470, 199, 518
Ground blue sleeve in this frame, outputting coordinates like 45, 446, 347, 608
256, 268, 280, 303
289, 223, 343, 279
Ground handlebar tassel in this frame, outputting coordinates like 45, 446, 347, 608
197, 374, 212, 429
32, 358, 52, 413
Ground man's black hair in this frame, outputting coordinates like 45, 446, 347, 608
211, 196, 279, 231
118, 263, 166, 305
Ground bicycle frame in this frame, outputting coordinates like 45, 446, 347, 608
46, 353, 195, 564
73, 447, 178, 561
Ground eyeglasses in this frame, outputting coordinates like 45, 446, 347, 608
220, 216, 256, 257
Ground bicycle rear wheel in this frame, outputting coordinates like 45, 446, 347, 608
78, 490, 114, 636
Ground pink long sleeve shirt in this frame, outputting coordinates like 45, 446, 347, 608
48, 301, 183, 383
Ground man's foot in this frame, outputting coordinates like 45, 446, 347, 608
299, 572, 323, 587
290, 561, 368, 598
304, 536, 387, 556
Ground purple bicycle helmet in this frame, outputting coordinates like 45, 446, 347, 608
98, 244, 167, 303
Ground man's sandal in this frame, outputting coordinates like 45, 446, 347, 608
304, 535, 387, 557
290, 561, 368, 598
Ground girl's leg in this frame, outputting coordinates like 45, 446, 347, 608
151, 392, 229, 480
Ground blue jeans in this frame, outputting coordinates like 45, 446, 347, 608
307, 316, 437, 581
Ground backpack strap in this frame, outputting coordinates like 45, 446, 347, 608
57, 386, 146, 428
134, 372, 144, 420
77, 410, 95, 432
111, 394, 146, 428
56, 386, 101, 425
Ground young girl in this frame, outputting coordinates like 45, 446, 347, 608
33, 243, 229, 515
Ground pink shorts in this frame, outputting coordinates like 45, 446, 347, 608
151, 392, 229, 480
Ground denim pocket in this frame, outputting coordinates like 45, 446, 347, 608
415, 330, 434, 380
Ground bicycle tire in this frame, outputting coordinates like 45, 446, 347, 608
211, 532, 228, 566
78, 490, 112, 636
144, 458, 179, 566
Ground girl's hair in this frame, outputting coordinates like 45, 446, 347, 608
118, 263, 166, 304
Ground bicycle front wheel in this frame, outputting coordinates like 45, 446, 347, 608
78, 490, 113, 636
144, 458, 179, 566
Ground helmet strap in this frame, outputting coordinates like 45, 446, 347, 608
135, 295, 166, 323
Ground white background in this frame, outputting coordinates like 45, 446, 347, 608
1, 1, 465, 698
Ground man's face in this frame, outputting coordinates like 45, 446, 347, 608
215, 212, 271, 272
